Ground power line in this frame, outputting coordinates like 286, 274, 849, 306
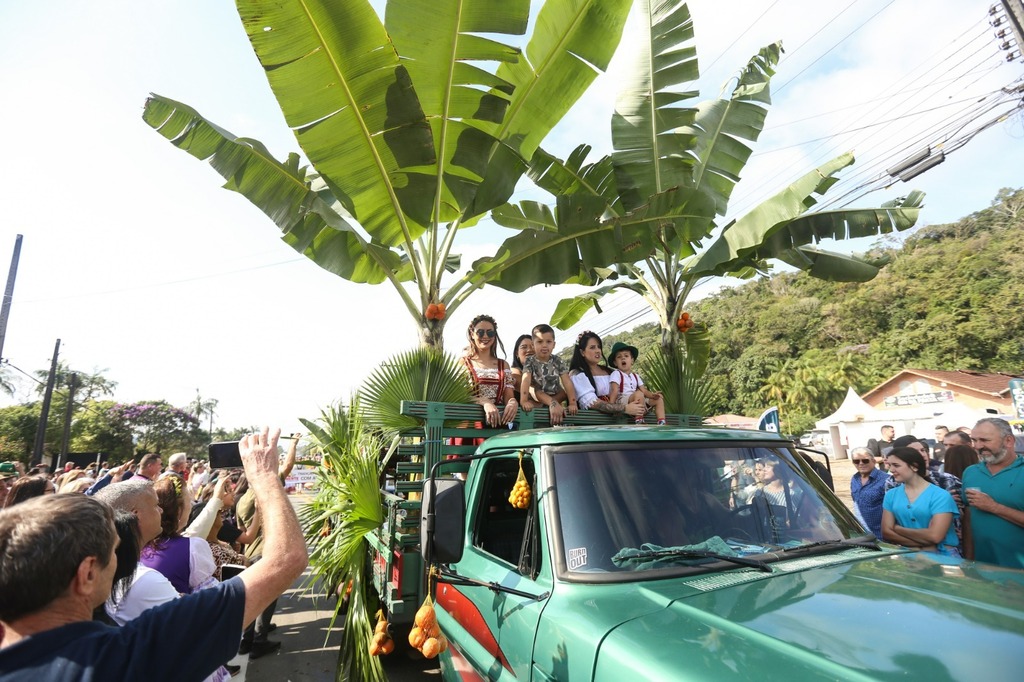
773, 0, 897, 95
701, 1, 782, 77
730, 20, 1005, 218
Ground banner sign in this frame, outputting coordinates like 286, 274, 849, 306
1010, 379, 1024, 420
883, 390, 954, 407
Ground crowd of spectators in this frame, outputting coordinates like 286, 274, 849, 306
849, 417, 1023, 569
0, 429, 307, 681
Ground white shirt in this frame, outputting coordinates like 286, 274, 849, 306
572, 372, 613, 409
106, 566, 179, 624
609, 370, 644, 398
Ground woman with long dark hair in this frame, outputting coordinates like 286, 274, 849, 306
568, 331, 644, 417
2, 475, 54, 508
882, 447, 960, 556
510, 333, 534, 404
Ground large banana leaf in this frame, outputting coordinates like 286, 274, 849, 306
493, 0, 632, 161
479, 187, 714, 292
775, 247, 890, 282
550, 281, 645, 329
612, 0, 700, 211
690, 152, 857, 275
385, 0, 527, 233
528, 145, 623, 211
462, 0, 633, 220
692, 168, 925, 279
237, 0, 434, 248
682, 42, 781, 217
142, 95, 403, 284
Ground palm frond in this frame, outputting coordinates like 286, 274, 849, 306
357, 348, 474, 436
644, 346, 713, 416
300, 398, 389, 681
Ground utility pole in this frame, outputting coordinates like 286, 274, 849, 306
31, 339, 60, 467
0, 235, 23, 364
992, 1, 1024, 63
59, 372, 78, 469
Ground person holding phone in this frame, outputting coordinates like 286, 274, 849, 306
0, 427, 307, 680
235, 432, 301, 658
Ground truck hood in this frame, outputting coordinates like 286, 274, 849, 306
593, 552, 1024, 681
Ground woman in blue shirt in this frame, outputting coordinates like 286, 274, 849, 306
882, 447, 960, 556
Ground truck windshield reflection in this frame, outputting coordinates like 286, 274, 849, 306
551, 446, 863, 575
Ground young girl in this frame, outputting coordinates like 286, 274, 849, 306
462, 314, 518, 428
882, 447, 960, 557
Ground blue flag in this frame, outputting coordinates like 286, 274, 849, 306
757, 406, 780, 433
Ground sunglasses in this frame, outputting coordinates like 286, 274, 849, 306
852, 459, 873, 464
474, 329, 496, 338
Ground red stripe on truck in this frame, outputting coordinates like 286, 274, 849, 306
436, 582, 514, 675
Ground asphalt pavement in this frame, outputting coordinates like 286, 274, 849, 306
240, 494, 440, 682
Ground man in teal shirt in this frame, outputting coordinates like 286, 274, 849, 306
963, 418, 1024, 569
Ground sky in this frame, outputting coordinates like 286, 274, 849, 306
1, 0, 1022, 436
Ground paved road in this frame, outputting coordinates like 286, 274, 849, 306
240, 494, 440, 681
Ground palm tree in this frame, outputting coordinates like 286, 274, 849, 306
490, 1, 923, 367
142, 0, 637, 349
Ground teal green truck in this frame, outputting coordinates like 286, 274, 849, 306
373, 402, 1024, 680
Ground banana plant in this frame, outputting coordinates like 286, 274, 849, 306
142, 0, 635, 349
483, 0, 924, 363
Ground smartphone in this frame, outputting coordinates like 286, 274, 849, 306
209, 441, 243, 469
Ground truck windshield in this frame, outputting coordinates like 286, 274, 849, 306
550, 444, 864, 577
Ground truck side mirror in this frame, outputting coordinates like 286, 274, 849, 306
422, 477, 465, 565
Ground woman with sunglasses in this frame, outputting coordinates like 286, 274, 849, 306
462, 314, 517, 428
849, 446, 886, 539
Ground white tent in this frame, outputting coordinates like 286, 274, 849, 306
816, 387, 1001, 460
816, 388, 893, 460
816, 388, 882, 426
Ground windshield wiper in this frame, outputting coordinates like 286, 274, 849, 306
781, 537, 881, 553
628, 548, 773, 573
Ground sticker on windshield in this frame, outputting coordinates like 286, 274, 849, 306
568, 547, 588, 570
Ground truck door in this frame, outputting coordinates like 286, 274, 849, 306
436, 455, 551, 681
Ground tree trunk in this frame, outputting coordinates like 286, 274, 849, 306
659, 322, 678, 357
418, 319, 446, 351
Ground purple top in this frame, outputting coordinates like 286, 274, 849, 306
140, 536, 191, 594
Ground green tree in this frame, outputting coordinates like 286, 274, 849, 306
70, 400, 134, 463
109, 400, 204, 455
142, 0, 637, 349
0, 403, 39, 463
34, 362, 117, 402
533, 2, 923, 364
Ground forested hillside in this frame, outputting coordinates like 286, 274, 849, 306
595, 188, 1024, 433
